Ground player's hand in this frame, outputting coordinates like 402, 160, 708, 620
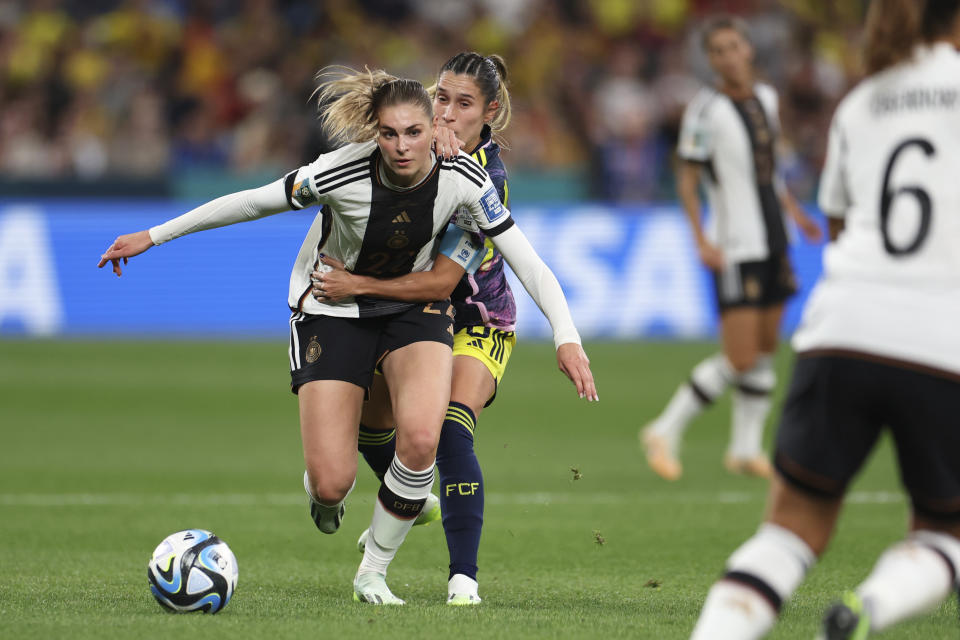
432, 121, 465, 159
311, 255, 356, 303
697, 239, 725, 271
97, 230, 155, 276
556, 342, 598, 402
796, 213, 824, 243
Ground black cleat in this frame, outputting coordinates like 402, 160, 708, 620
819, 592, 870, 640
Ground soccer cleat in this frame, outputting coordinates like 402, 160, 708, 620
723, 454, 773, 479
817, 591, 871, 640
303, 471, 345, 534
353, 571, 405, 605
357, 493, 441, 552
416, 492, 442, 526
447, 573, 481, 606
641, 427, 682, 481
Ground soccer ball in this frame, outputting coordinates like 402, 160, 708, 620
147, 529, 238, 614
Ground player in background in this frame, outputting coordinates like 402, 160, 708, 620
642, 16, 822, 481
99, 68, 597, 605
311, 52, 521, 605
690, 1, 960, 637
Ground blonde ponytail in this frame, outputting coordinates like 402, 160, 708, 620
315, 66, 432, 144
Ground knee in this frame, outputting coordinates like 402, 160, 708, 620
396, 427, 439, 468
306, 472, 354, 505
727, 350, 759, 374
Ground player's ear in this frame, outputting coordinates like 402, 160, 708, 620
484, 100, 499, 124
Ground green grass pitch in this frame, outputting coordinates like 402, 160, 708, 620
1, 339, 956, 639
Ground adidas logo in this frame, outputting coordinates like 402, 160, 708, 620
392, 211, 411, 224
469, 340, 483, 349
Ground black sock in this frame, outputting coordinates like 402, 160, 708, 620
358, 423, 395, 481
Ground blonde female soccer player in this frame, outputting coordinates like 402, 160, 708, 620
311, 52, 527, 605
99, 68, 596, 605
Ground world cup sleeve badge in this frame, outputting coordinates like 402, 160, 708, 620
479, 187, 505, 223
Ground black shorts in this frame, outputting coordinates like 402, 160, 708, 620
774, 352, 960, 521
713, 252, 797, 311
288, 301, 454, 393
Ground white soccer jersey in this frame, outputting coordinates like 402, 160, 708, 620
793, 42, 960, 374
677, 83, 789, 262
283, 141, 513, 317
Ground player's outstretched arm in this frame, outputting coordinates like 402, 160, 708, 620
489, 224, 598, 401
96, 178, 292, 277
312, 254, 466, 303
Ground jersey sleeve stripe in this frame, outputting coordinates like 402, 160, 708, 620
455, 155, 488, 182
443, 155, 487, 182
484, 217, 515, 237
442, 165, 484, 189
313, 157, 369, 181
314, 166, 369, 189
316, 170, 370, 194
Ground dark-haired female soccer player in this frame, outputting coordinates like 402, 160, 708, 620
99, 67, 596, 606
691, 1, 960, 637
312, 52, 531, 605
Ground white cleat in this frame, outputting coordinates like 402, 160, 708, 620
357, 493, 440, 552
447, 573, 481, 606
723, 453, 773, 479
640, 427, 682, 481
353, 571, 405, 605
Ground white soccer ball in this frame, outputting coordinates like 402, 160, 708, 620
147, 529, 238, 614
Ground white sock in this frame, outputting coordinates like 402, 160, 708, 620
691, 523, 815, 640
358, 456, 435, 577
651, 353, 734, 446
857, 530, 960, 632
729, 354, 775, 459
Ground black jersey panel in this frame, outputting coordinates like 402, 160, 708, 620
732, 96, 787, 254
350, 152, 443, 317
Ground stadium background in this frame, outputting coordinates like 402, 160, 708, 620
3, 1, 955, 639
1, 0, 864, 337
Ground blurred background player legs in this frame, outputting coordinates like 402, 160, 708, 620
641, 15, 820, 482
642, 302, 780, 481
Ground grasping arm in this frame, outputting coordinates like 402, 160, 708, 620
312, 254, 466, 303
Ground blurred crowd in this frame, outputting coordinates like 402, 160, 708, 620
0, 0, 867, 201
